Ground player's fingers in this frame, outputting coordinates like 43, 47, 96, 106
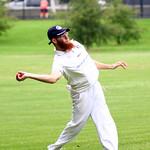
121, 63, 126, 69
121, 61, 127, 66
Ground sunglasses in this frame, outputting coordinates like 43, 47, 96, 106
57, 32, 69, 38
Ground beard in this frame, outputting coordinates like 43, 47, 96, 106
57, 39, 75, 51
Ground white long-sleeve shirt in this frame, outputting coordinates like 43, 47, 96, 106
52, 40, 99, 93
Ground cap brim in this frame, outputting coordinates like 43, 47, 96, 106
57, 28, 70, 36
66, 28, 70, 32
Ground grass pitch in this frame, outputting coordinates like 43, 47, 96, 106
0, 19, 150, 150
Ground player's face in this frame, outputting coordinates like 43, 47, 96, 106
56, 32, 70, 44
55, 32, 74, 51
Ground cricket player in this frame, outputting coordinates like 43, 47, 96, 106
16, 26, 127, 150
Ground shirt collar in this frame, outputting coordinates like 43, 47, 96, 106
54, 47, 68, 56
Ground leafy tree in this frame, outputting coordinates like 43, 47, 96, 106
0, 1, 13, 36
67, 0, 110, 49
103, 0, 142, 44
67, 0, 142, 48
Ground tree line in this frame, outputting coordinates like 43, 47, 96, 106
0, 0, 143, 50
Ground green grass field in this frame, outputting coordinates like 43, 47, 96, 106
0, 19, 150, 150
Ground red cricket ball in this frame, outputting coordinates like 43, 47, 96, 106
16, 73, 23, 81
18, 73, 23, 77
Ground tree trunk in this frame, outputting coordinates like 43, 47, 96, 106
86, 40, 90, 51
117, 36, 121, 44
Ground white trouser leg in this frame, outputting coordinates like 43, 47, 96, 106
47, 90, 93, 150
48, 82, 118, 150
91, 82, 118, 150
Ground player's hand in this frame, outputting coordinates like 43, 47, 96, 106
16, 71, 28, 82
111, 61, 127, 70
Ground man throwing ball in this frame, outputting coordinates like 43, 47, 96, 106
16, 26, 127, 150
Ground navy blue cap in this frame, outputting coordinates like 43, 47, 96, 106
47, 26, 70, 45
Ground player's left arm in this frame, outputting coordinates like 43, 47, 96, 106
94, 60, 127, 70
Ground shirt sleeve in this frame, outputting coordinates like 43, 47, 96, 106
52, 56, 63, 73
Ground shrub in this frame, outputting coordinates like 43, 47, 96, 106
0, 1, 14, 37
103, 0, 142, 44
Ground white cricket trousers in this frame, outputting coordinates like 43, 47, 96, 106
47, 81, 118, 150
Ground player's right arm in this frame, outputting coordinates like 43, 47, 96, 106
16, 70, 62, 84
